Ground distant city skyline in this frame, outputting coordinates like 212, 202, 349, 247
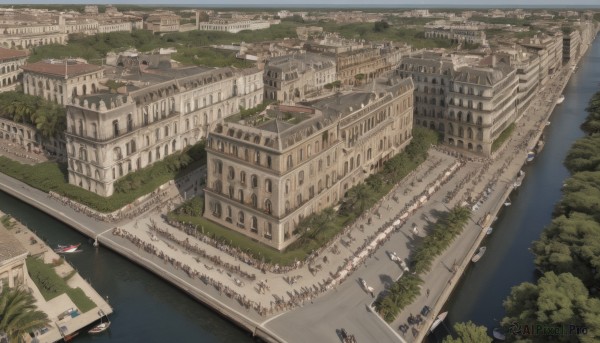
0, 0, 599, 7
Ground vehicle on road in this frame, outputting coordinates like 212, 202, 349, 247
388, 252, 410, 272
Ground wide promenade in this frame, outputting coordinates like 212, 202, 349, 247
0, 41, 592, 343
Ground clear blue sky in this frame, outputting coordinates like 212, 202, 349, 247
1, 0, 599, 6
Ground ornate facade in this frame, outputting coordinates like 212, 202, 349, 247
204, 77, 414, 250
263, 52, 336, 102
65, 64, 263, 196
0, 47, 28, 92
0, 225, 28, 289
398, 52, 519, 155
21, 59, 104, 106
198, 19, 271, 33
425, 25, 488, 46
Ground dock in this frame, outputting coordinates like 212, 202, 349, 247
0, 211, 113, 343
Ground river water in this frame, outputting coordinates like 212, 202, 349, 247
0, 190, 254, 343
429, 36, 600, 340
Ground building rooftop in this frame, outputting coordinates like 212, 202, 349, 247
21, 59, 102, 78
0, 47, 28, 61
0, 224, 28, 266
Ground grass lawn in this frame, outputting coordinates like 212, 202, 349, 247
26, 257, 96, 313
492, 123, 516, 152
0, 142, 205, 213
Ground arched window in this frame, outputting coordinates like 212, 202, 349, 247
240, 171, 246, 185
298, 171, 304, 185
238, 211, 245, 225
251, 175, 258, 188
127, 114, 133, 132
286, 155, 293, 169
285, 179, 290, 195
265, 179, 272, 193
112, 120, 119, 137
228, 166, 235, 180
264, 199, 272, 214
251, 194, 258, 208
238, 190, 244, 203
251, 216, 258, 231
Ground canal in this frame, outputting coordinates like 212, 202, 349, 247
430, 37, 600, 340
0, 190, 254, 343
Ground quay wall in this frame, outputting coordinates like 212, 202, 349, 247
0, 182, 283, 343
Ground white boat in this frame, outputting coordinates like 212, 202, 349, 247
55, 243, 82, 254
429, 311, 448, 333
556, 94, 565, 104
88, 321, 110, 334
526, 151, 535, 162
513, 170, 525, 188
546, 121, 551, 126
471, 246, 487, 263
536, 140, 545, 153
486, 227, 493, 235
493, 327, 506, 341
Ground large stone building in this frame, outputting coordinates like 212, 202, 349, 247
0, 224, 28, 289
519, 33, 563, 87
563, 29, 581, 63
263, 52, 336, 102
198, 19, 271, 33
305, 45, 406, 86
398, 52, 519, 155
204, 77, 414, 250
145, 13, 181, 33
21, 59, 104, 106
65, 57, 263, 196
0, 47, 28, 92
425, 24, 488, 46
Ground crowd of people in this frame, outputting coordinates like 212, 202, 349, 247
112, 226, 337, 317
48, 189, 169, 223
148, 222, 257, 281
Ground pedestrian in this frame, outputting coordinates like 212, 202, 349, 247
426, 288, 430, 297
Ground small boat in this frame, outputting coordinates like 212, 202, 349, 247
471, 246, 487, 263
88, 321, 111, 334
55, 243, 82, 254
485, 227, 493, 235
526, 151, 535, 162
493, 327, 506, 341
536, 140, 545, 153
429, 311, 448, 333
546, 121, 551, 126
556, 94, 565, 104
504, 197, 512, 207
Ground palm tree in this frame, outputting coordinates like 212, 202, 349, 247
0, 286, 49, 343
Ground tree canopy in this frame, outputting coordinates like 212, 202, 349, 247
0, 286, 50, 343
443, 321, 493, 343
0, 91, 66, 139
502, 272, 600, 343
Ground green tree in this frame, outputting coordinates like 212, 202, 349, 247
581, 92, 600, 134
0, 287, 50, 343
564, 136, 600, 173
354, 73, 365, 85
373, 20, 390, 32
533, 212, 600, 290
443, 321, 492, 343
502, 272, 600, 343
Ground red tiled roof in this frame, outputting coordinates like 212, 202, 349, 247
21, 60, 102, 78
0, 47, 28, 62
